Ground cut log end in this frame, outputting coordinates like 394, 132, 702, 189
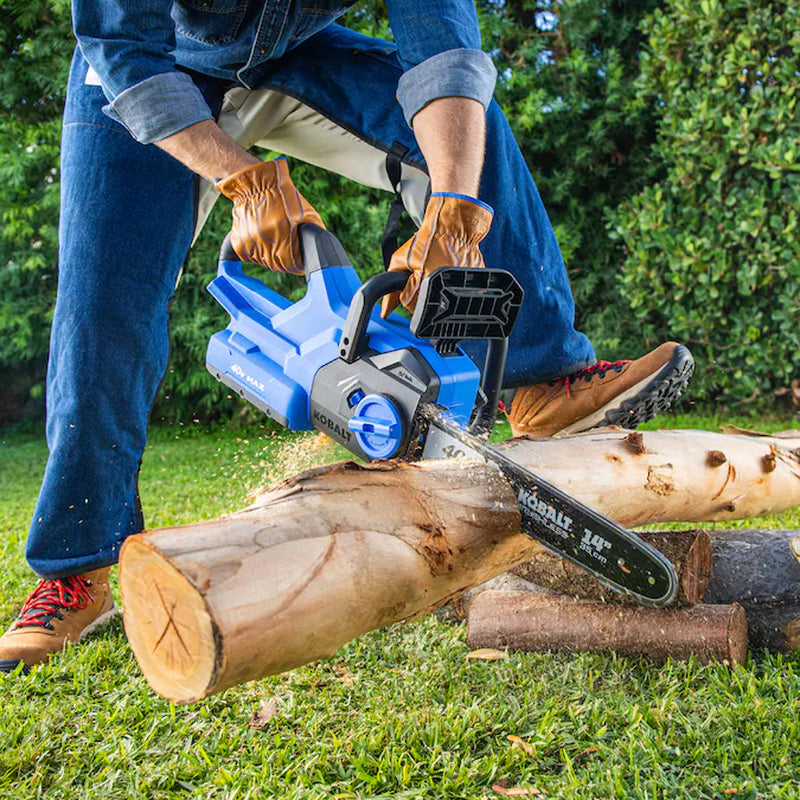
726, 604, 749, 666
120, 537, 218, 704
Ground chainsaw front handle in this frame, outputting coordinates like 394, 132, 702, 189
339, 270, 412, 364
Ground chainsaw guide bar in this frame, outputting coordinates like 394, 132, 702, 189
421, 409, 678, 607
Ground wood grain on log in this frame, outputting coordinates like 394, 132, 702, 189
121, 460, 530, 703
120, 428, 800, 702
511, 529, 711, 605
467, 591, 748, 665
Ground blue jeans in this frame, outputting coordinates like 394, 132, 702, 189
27, 30, 594, 577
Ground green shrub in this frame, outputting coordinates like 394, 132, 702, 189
0, 1, 72, 423
609, 0, 800, 406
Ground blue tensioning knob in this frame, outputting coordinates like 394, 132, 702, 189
347, 394, 404, 459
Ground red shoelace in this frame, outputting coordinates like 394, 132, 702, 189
563, 359, 631, 399
16, 575, 95, 629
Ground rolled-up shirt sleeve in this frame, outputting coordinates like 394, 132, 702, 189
385, 0, 498, 125
73, 0, 213, 144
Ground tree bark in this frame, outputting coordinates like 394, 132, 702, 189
467, 591, 748, 665
511, 529, 712, 605
119, 428, 800, 703
704, 529, 800, 651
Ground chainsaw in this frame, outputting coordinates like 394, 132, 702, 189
206, 224, 678, 606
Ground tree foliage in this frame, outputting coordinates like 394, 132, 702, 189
490, 0, 662, 351
0, 0, 72, 422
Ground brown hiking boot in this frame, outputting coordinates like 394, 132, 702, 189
506, 342, 694, 438
0, 567, 118, 672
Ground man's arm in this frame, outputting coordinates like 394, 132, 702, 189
411, 96, 486, 196
73, 0, 217, 144
154, 120, 259, 181
384, 1, 495, 198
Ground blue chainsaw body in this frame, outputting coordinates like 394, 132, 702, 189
207, 256, 481, 433
207, 224, 523, 461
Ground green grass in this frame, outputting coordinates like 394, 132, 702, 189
1, 415, 799, 799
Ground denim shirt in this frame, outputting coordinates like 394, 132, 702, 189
72, 0, 497, 144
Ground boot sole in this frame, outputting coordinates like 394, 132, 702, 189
566, 344, 694, 434
0, 603, 120, 675
77, 604, 121, 641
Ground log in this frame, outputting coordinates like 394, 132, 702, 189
511, 529, 712, 605
467, 591, 748, 665
496, 427, 800, 526
704, 529, 800, 652
119, 428, 800, 703
121, 460, 528, 703
456, 529, 800, 653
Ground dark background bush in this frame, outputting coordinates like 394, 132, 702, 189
1, 0, 797, 427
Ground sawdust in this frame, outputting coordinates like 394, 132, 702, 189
247, 431, 342, 501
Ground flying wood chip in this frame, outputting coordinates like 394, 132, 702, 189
507, 735, 535, 755
491, 782, 543, 797
248, 700, 278, 729
466, 648, 507, 661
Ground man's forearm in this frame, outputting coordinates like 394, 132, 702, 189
412, 97, 486, 197
155, 119, 258, 181
155, 98, 487, 197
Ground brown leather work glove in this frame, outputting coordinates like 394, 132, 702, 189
380, 192, 493, 318
216, 157, 325, 274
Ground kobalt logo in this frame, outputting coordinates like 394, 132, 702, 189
231, 364, 265, 392
313, 409, 352, 442
517, 488, 573, 534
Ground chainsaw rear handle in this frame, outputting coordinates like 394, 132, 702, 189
218, 223, 351, 278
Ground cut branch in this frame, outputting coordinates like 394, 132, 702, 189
467, 591, 748, 665
119, 428, 800, 703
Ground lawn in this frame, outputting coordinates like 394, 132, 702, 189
0, 414, 798, 799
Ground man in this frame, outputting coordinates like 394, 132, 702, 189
0, 0, 693, 673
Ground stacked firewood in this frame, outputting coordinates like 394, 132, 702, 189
464, 528, 800, 665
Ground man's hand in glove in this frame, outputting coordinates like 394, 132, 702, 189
216, 157, 324, 274
381, 192, 493, 318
